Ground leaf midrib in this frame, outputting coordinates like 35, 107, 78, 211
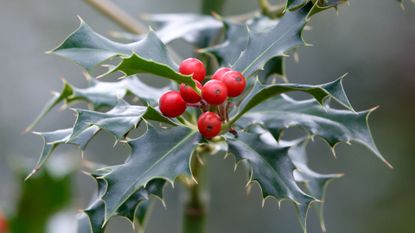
106, 130, 197, 218
240, 20, 303, 75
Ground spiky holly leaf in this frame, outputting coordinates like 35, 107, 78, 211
70, 100, 146, 140
98, 125, 200, 222
70, 99, 178, 141
51, 19, 198, 92
51, 18, 175, 70
142, 14, 222, 48
26, 76, 169, 132
200, 16, 279, 67
28, 103, 175, 179
230, 75, 353, 125
226, 132, 316, 231
26, 126, 99, 180
286, 138, 343, 232
200, 20, 249, 66
239, 94, 391, 167
74, 76, 170, 107
232, 1, 346, 78
78, 167, 166, 233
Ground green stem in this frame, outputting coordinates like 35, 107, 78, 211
183, 157, 206, 233
258, 0, 271, 15
84, 0, 146, 34
257, 0, 286, 18
201, 0, 226, 15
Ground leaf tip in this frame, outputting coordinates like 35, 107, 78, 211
24, 168, 39, 181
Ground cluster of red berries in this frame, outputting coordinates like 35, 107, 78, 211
159, 58, 246, 139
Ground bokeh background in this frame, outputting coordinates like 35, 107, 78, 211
0, 0, 414, 232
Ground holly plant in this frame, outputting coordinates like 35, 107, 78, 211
25, 0, 400, 233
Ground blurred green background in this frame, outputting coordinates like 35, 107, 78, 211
0, 0, 414, 232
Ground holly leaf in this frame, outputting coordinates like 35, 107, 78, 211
200, 16, 279, 67
142, 14, 222, 48
26, 76, 170, 132
232, 2, 346, 78
26, 126, 99, 180
199, 20, 249, 66
70, 100, 147, 140
70, 99, 177, 141
226, 132, 316, 231
73, 77, 169, 108
28, 102, 176, 179
78, 167, 166, 233
51, 18, 175, 71
231, 75, 354, 124
98, 125, 200, 222
51, 19, 198, 92
286, 138, 343, 232
104, 53, 198, 92
258, 56, 286, 84
239, 94, 391, 167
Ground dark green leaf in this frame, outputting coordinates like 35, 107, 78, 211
51, 18, 176, 71
232, 1, 346, 78
143, 106, 178, 126
287, 138, 343, 232
72, 76, 170, 108
26, 76, 170, 132
200, 16, 279, 67
105, 53, 198, 92
100, 126, 200, 222
70, 100, 147, 140
231, 75, 354, 124
78, 168, 166, 233
226, 132, 315, 231
200, 20, 249, 66
258, 57, 286, 84
239, 94, 391, 167
231, 5, 310, 77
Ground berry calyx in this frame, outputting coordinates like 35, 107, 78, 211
198, 112, 222, 139
222, 71, 246, 97
180, 81, 202, 103
159, 91, 187, 117
179, 58, 206, 82
212, 67, 232, 81
201, 80, 228, 105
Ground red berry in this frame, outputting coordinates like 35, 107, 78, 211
222, 71, 246, 97
198, 112, 222, 138
180, 81, 202, 103
201, 80, 228, 105
159, 91, 186, 117
0, 213, 7, 233
179, 58, 206, 82
212, 67, 232, 81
